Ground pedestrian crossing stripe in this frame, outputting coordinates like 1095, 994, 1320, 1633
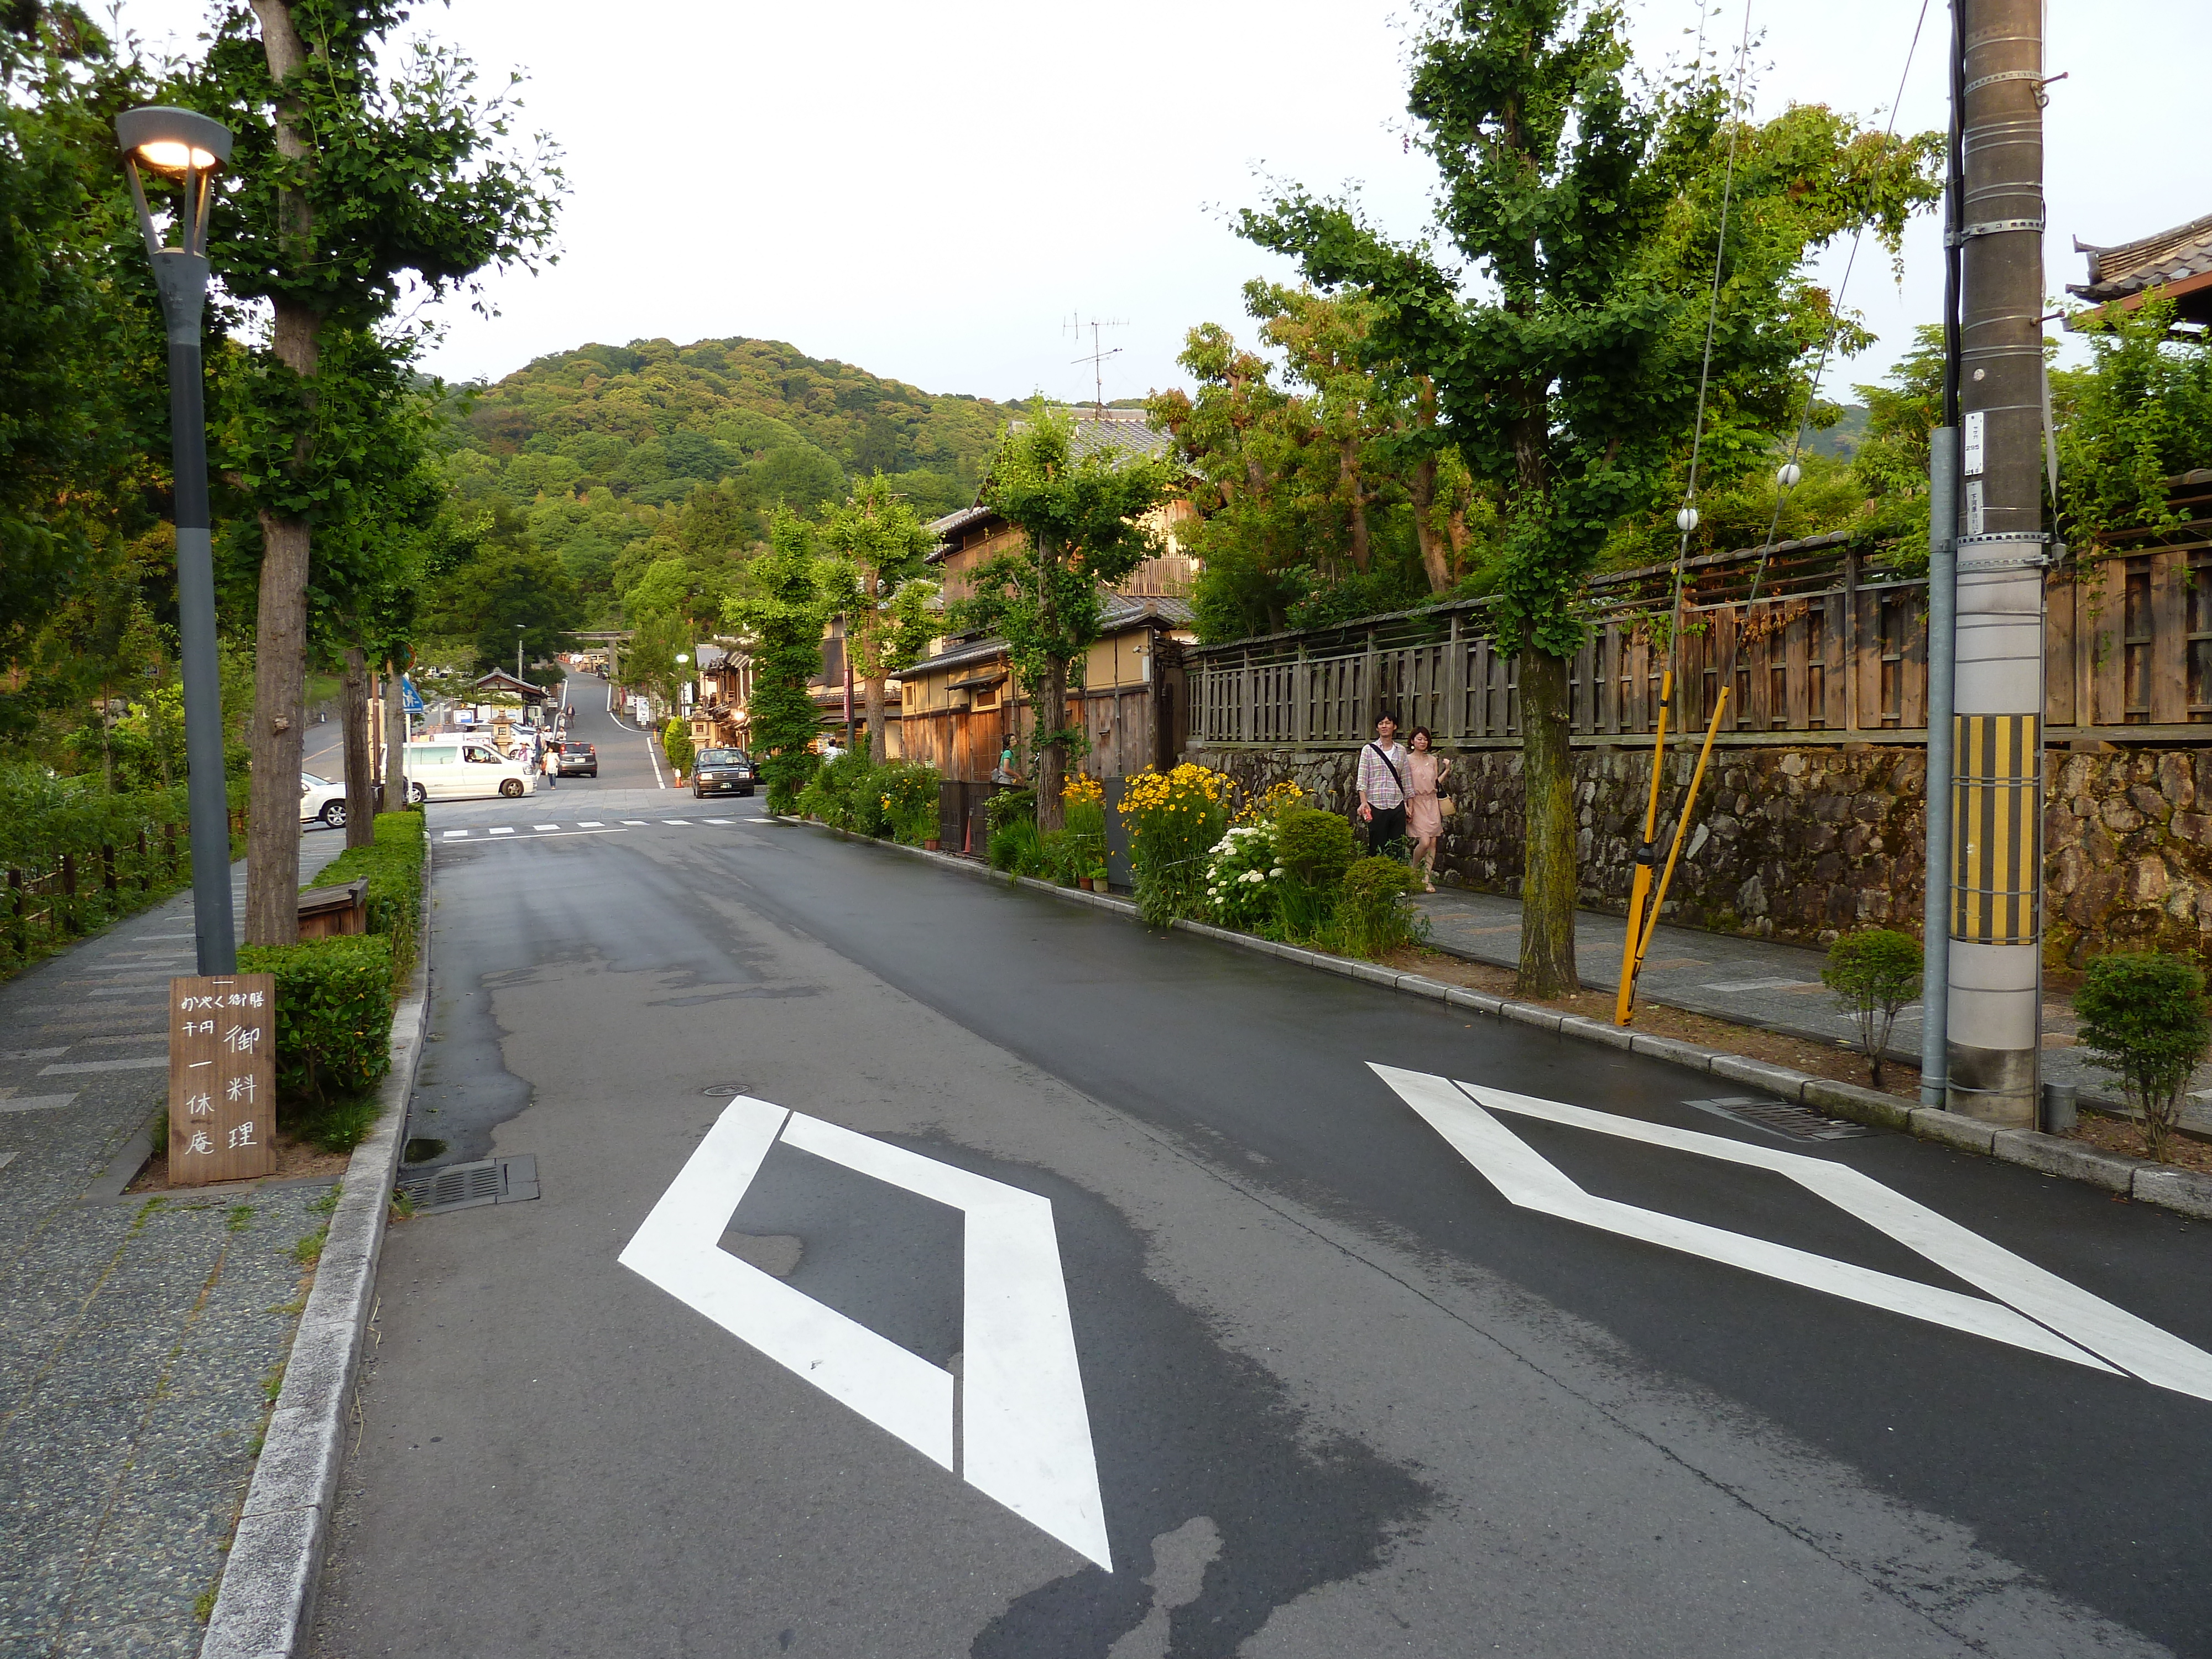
431, 820, 758, 840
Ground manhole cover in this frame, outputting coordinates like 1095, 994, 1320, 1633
395, 1154, 540, 1214
1684, 1097, 1870, 1142
701, 1084, 745, 1097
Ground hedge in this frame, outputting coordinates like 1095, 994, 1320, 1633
238, 933, 394, 1109
312, 810, 426, 988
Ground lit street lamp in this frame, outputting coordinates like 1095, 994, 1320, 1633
119, 106, 234, 975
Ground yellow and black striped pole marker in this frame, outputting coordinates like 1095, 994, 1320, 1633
1615, 671, 1672, 1027
1631, 687, 1731, 1008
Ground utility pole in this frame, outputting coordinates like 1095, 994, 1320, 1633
1944, 0, 2048, 1126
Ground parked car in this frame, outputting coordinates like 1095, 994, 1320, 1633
300, 772, 348, 828
400, 738, 539, 802
692, 747, 756, 798
556, 742, 597, 778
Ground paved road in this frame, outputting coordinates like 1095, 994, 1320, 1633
310, 799, 2211, 1658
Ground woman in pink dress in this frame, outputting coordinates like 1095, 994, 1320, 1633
1404, 727, 1451, 892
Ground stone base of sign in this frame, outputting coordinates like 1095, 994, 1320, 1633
200, 851, 432, 1659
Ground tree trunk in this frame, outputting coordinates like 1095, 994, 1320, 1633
382, 662, 408, 811
864, 674, 888, 764
1516, 646, 1579, 998
1410, 456, 1451, 592
242, 2, 321, 947
341, 646, 374, 848
1036, 654, 1067, 832
1340, 441, 1371, 573
1035, 533, 1065, 832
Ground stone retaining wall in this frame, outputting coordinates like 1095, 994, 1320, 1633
1185, 743, 2209, 964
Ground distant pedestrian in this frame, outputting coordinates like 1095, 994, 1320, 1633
821, 738, 845, 765
1404, 726, 1451, 892
541, 745, 559, 789
1355, 712, 1408, 857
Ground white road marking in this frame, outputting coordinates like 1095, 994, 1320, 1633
620, 820, 648, 826
442, 830, 470, 838
622, 1095, 1111, 1571
0, 1093, 79, 1113
661, 818, 692, 825
489, 827, 515, 836
1702, 978, 1820, 992
41, 1056, 168, 1075
1371, 1065, 2212, 1402
577, 821, 604, 828
533, 823, 560, 831
0, 1151, 14, 1167
703, 818, 735, 826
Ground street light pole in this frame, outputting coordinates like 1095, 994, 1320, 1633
119, 107, 236, 977
517, 623, 526, 684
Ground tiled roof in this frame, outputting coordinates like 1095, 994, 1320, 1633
2070, 212, 2212, 304
927, 505, 993, 539
1099, 592, 1196, 630
1051, 408, 1173, 463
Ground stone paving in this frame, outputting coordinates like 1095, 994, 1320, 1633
1411, 883, 2212, 1131
1, 835, 345, 1659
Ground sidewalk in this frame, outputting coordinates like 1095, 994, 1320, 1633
1411, 885, 2212, 1132
0, 834, 346, 1658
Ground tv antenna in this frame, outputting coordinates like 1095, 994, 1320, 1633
1066, 313, 1127, 417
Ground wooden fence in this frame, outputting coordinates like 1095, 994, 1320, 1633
1187, 516, 2212, 750
3, 807, 244, 965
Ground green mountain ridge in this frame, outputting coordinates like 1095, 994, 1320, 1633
442, 335, 1015, 609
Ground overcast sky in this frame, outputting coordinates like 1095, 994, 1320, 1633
119, 0, 2212, 408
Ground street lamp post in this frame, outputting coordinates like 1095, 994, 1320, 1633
119, 107, 235, 977
517, 623, 526, 684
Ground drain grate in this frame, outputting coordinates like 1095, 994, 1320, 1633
395, 1154, 539, 1214
1684, 1097, 1870, 1142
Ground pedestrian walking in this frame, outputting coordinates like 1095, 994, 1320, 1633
1404, 726, 1451, 892
1355, 712, 1410, 856
541, 744, 559, 789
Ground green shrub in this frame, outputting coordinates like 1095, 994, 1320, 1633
764, 749, 819, 815
1063, 794, 1108, 872
876, 761, 943, 844
2075, 951, 2211, 1162
1821, 928, 1922, 1087
313, 811, 426, 989
799, 749, 888, 835
662, 717, 696, 778
1276, 805, 1359, 887
985, 787, 1036, 832
1329, 857, 1427, 959
988, 817, 1048, 880
238, 935, 394, 1112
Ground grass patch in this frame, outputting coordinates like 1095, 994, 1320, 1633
292, 1227, 327, 1269
309, 1182, 342, 1216
194, 1583, 218, 1623
260, 1361, 285, 1406
294, 1093, 382, 1154
225, 1204, 254, 1233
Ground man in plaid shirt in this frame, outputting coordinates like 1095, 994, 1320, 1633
1355, 711, 1410, 853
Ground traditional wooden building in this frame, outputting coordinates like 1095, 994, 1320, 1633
2069, 211, 2212, 329
897, 411, 1199, 831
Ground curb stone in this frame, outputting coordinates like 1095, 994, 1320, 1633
200, 846, 435, 1659
779, 818, 2211, 1223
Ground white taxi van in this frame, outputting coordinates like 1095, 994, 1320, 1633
401, 738, 539, 802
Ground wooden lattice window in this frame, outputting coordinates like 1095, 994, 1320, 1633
1806, 606, 1828, 729
1879, 591, 1908, 726
2124, 560, 2152, 723
2186, 558, 2212, 721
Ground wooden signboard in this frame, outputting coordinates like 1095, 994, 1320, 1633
168, 973, 278, 1186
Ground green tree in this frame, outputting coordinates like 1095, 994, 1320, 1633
1241, 0, 1939, 995
821, 475, 938, 768
727, 509, 836, 811
2075, 951, 2211, 1164
2055, 293, 2212, 561
187, 0, 562, 944
1821, 928, 1922, 1088
953, 406, 1179, 829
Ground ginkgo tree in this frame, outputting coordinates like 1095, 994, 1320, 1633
1241, 0, 1940, 995
954, 406, 1179, 830
820, 476, 939, 763
188, 0, 562, 943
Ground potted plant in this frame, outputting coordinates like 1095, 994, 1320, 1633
1087, 865, 1109, 893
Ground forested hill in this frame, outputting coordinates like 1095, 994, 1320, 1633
441, 336, 1010, 612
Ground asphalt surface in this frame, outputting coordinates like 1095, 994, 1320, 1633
307, 685, 2211, 1658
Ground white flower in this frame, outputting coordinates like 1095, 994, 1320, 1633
1244, 869, 1265, 884
1269, 868, 1286, 878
